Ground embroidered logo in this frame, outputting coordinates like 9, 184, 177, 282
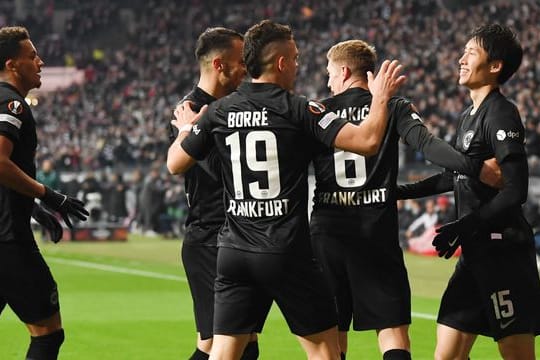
308, 101, 326, 115
462, 130, 474, 150
318, 112, 338, 129
7, 100, 23, 115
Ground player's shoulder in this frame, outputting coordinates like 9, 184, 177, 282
0, 83, 29, 119
389, 95, 412, 108
485, 90, 518, 114
181, 87, 216, 109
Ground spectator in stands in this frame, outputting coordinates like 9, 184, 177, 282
139, 164, 165, 236
405, 199, 438, 240
105, 172, 128, 223
36, 159, 60, 191
435, 195, 455, 225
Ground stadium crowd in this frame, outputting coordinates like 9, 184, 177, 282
3, 0, 540, 248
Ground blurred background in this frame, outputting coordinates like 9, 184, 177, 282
2, 0, 540, 255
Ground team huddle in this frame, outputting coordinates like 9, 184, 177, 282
0, 17, 539, 360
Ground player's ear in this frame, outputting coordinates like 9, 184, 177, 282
489, 60, 503, 75
277, 55, 286, 73
212, 57, 224, 72
342, 66, 351, 81
5, 59, 16, 72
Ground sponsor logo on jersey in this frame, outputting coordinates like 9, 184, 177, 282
496, 129, 519, 141
462, 130, 474, 150
193, 124, 201, 135
7, 100, 23, 115
308, 100, 326, 114
318, 111, 338, 129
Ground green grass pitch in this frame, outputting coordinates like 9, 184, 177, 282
0, 235, 537, 359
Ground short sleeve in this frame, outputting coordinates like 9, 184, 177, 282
485, 102, 525, 162
300, 99, 348, 147
0, 98, 25, 143
181, 106, 215, 161
394, 99, 424, 141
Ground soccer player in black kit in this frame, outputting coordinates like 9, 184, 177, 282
170, 20, 406, 359
310, 40, 501, 360
167, 27, 258, 360
398, 24, 540, 359
0, 26, 88, 360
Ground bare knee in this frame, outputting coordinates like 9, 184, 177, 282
26, 311, 62, 337
497, 334, 535, 360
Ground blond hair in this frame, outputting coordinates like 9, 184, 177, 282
327, 40, 377, 80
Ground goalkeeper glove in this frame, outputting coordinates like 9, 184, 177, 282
40, 186, 89, 228
32, 203, 63, 243
432, 213, 481, 259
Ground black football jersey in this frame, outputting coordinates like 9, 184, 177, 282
178, 86, 225, 246
181, 82, 348, 253
310, 87, 419, 235
453, 89, 526, 228
0, 82, 37, 243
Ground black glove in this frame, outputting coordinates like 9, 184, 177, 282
41, 186, 89, 228
433, 213, 480, 259
32, 203, 63, 243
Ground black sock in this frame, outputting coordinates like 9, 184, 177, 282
188, 348, 209, 360
341, 352, 346, 360
26, 329, 64, 360
240, 341, 259, 360
383, 349, 411, 360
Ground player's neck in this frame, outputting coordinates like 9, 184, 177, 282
197, 77, 226, 99
345, 78, 366, 91
252, 73, 288, 90
0, 74, 27, 96
469, 84, 497, 111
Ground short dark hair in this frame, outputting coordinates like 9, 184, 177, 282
195, 27, 243, 63
243, 20, 293, 78
0, 26, 30, 71
469, 24, 522, 84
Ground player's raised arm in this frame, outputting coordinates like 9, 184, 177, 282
166, 101, 207, 174
333, 59, 406, 156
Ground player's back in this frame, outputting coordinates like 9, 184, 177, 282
187, 81, 346, 254
311, 88, 411, 235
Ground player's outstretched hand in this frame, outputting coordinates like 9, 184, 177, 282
41, 186, 89, 228
432, 213, 478, 259
171, 101, 208, 132
32, 203, 63, 243
367, 59, 407, 100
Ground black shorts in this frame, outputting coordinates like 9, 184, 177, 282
181, 243, 218, 340
438, 239, 540, 341
0, 242, 60, 323
311, 229, 411, 331
213, 246, 337, 337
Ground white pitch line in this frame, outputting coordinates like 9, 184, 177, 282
411, 311, 437, 320
47, 257, 438, 320
47, 257, 187, 282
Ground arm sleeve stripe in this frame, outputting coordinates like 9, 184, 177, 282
0, 114, 22, 129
